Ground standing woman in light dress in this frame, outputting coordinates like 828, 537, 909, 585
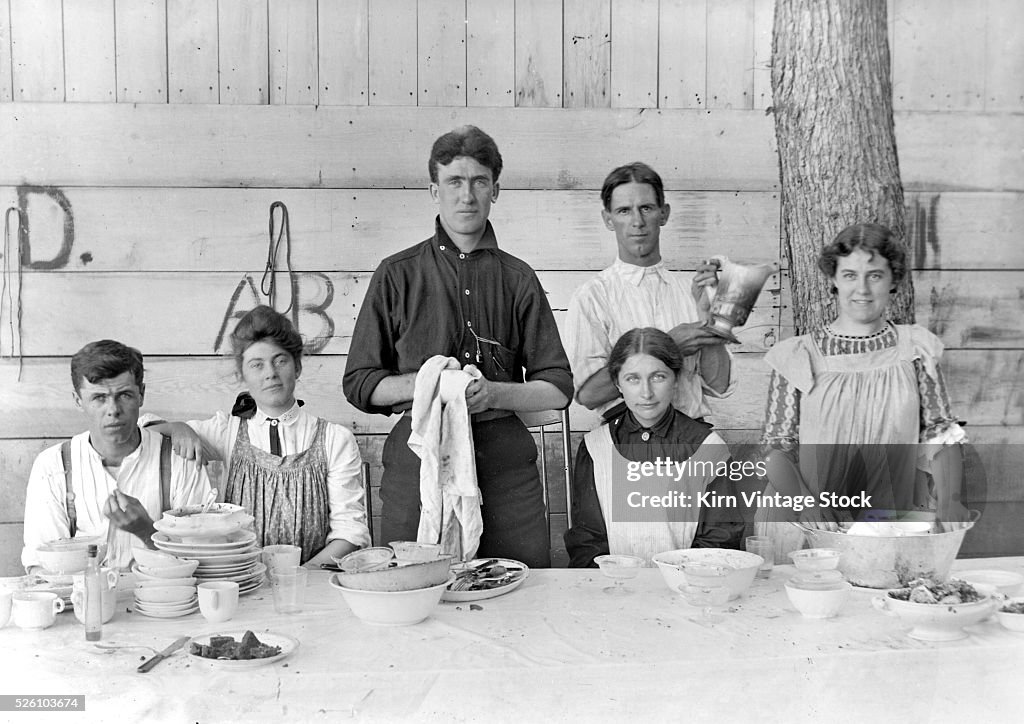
146, 306, 370, 567
756, 223, 968, 556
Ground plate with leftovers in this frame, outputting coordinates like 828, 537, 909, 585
188, 630, 298, 668
443, 558, 530, 602
887, 577, 986, 605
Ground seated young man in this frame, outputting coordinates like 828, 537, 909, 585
22, 339, 211, 572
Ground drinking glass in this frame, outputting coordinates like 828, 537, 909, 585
745, 535, 775, 578
680, 583, 730, 624
594, 555, 644, 595
269, 567, 308, 614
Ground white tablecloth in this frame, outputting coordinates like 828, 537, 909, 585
3, 558, 1024, 723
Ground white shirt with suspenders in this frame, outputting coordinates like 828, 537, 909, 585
21, 428, 211, 571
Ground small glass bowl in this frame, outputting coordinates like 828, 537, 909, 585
788, 548, 841, 572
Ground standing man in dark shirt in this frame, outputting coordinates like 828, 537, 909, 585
343, 126, 573, 567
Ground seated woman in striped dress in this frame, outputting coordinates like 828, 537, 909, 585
146, 306, 370, 567
565, 328, 745, 567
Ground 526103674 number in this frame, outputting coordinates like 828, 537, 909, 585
0, 696, 84, 711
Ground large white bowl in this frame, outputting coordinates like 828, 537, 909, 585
797, 516, 976, 589
651, 549, 763, 600
329, 573, 453, 625
872, 593, 997, 641
36, 537, 107, 574
785, 580, 852, 619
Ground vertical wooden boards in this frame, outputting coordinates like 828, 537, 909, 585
706, 0, 753, 109
167, 0, 219, 104
892, 0, 986, 111
63, 0, 116, 102
9, 0, 63, 101
515, 0, 562, 107
368, 0, 416, 105
610, 0, 658, 108
467, 0, 514, 107
319, 0, 369, 105
563, 0, 610, 108
658, 0, 706, 108
218, 0, 268, 105
115, 0, 167, 103
984, 0, 1024, 111
269, 0, 318, 105
0, 0, 10, 101
751, 0, 773, 110
418, 0, 465, 106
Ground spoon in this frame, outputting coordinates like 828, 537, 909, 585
200, 488, 218, 514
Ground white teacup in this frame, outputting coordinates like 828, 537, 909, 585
197, 581, 239, 623
261, 545, 302, 572
12, 591, 65, 630
0, 575, 30, 592
0, 590, 12, 628
70, 568, 119, 625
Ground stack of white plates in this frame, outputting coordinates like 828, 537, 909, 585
131, 553, 200, 618
133, 583, 198, 618
152, 530, 265, 595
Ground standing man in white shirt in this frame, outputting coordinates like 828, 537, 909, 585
22, 340, 211, 571
565, 162, 733, 422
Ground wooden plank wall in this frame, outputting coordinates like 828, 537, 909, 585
0, 0, 1021, 573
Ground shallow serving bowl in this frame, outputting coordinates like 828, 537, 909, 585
36, 537, 107, 574
334, 547, 395, 573
133, 585, 197, 604
132, 548, 184, 569
389, 541, 443, 563
333, 556, 454, 592
789, 548, 841, 572
329, 573, 453, 625
155, 503, 251, 538
134, 559, 200, 579
651, 549, 763, 600
872, 593, 997, 641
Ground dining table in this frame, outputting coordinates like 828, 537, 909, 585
3, 556, 1024, 723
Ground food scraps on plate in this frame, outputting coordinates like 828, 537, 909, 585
191, 631, 281, 661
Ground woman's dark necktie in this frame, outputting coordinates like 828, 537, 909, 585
268, 419, 281, 456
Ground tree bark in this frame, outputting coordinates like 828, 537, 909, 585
772, 0, 912, 333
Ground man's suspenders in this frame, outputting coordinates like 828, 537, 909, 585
61, 437, 173, 538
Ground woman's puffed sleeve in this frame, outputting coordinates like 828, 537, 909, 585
908, 325, 967, 456
563, 438, 610, 568
323, 423, 372, 549
761, 336, 813, 451
187, 411, 235, 464
763, 336, 815, 393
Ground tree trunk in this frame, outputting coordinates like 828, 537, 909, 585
772, 0, 912, 333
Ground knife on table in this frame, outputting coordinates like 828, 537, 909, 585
137, 636, 190, 673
